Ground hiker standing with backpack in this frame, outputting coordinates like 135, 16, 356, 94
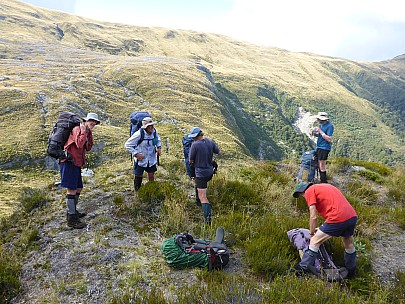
311, 112, 334, 183
60, 113, 100, 229
188, 127, 220, 224
125, 117, 161, 191
293, 181, 357, 278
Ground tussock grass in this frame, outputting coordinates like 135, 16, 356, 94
0, 248, 21, 303
346, 181, 379, 204
20, 187, 50, 213
385, 165, 405, 204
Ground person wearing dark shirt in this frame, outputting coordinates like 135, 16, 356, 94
188, 127, 220, 224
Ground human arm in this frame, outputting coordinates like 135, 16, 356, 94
124, 131, 143, 160
154, 130, 162, 156
66, 125, 89, 150
318, 123, 333, 143
84, 129, 94, 151
318, 130, 332, 143
309, 204, 318, 236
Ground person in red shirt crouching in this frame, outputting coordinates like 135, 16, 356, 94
293, 181, 358, 277
60, 113, 100, 229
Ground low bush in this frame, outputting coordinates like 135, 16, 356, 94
356, 170, 383, 183
392, 207, 405, 229
0, 250, 21, 304
352, 161, 391, 176
19, 187, 49, 213
388, 271, 405, 303
136, 181, 177, 212
330, 157, 352, 172
385, 166, 405, 203
346, 181, 379, 204
244, 215, 306, 278
209, 178, 261, 212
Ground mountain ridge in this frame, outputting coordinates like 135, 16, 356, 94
0, 0, 404, 166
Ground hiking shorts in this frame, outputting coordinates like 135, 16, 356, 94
319, 216, 358, 237
195, 175, 213, 189
134, 163, 157, 176
317, 148, 330, 161
59, 161, 83, 190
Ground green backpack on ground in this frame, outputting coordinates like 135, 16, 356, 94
161, 235, 208, 269
161, 228, 229, 270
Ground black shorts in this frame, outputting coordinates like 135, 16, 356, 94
319, 216, 357, 237
195, 175, 213, 189
317, 148, 330, 161
134, 163, 157, 176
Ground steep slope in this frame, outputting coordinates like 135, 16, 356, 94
0, 0, 404, 166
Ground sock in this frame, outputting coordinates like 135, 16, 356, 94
309, 245, 319, 253
202, 203, 212, 222
345, 248, 356, 254
66, 194, 76, 215
75, 193, 80, 206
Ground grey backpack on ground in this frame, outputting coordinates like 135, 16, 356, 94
287, 228, 348, 282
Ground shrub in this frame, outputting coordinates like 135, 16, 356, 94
162, 160, 185, 180
331, 157, 352, 172
356, 170, 383, 183
19, 187, 49, 213
392, 207, 405, 229
352, 161, 391, 176
136, 181, 172, 211
252, 161, 290, 185
346, 181, 379, 204
388, 271, 405, 303
0, 250, 21, 304
244, 215, 306, 278
209, 178, 261, 212
386, 166, 405, 203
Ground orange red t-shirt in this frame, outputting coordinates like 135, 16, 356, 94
305, 184, 357, 223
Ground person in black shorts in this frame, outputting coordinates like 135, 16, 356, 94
188, 127, 221, 224
312, 112, 334, 183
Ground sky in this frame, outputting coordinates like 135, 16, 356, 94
21, 0, 405, 62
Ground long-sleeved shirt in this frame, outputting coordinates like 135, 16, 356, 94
62, 124, 93, 167
124, 129, 161, 167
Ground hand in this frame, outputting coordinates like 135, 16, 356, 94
134, 153, 144, 160
156, 147, 161, 156
80, 125, 87, 133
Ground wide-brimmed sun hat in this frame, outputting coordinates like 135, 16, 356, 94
293, 181, 312, 198
316, 112, 329, 121
141, 117, 157, 129
83, 113, 100, 124
188, 127, 202, 138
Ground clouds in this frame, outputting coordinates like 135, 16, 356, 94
216, 0, 405, 61
21, 0, 405, 61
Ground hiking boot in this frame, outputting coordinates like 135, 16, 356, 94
76, 210, 87, 218
294, 263, 307, 276
294, 263, 320, 277
67, 214, 87, 229
347, 268, 357, 279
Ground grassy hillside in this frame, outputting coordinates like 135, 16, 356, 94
1, 1, 405, 303
0, 0, 404, 169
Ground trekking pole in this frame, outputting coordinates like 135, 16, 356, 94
155, 145, 160, 166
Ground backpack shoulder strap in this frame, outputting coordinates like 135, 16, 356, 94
137, 128, 145, 146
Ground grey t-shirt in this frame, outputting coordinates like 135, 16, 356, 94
189, 138, 220, 178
